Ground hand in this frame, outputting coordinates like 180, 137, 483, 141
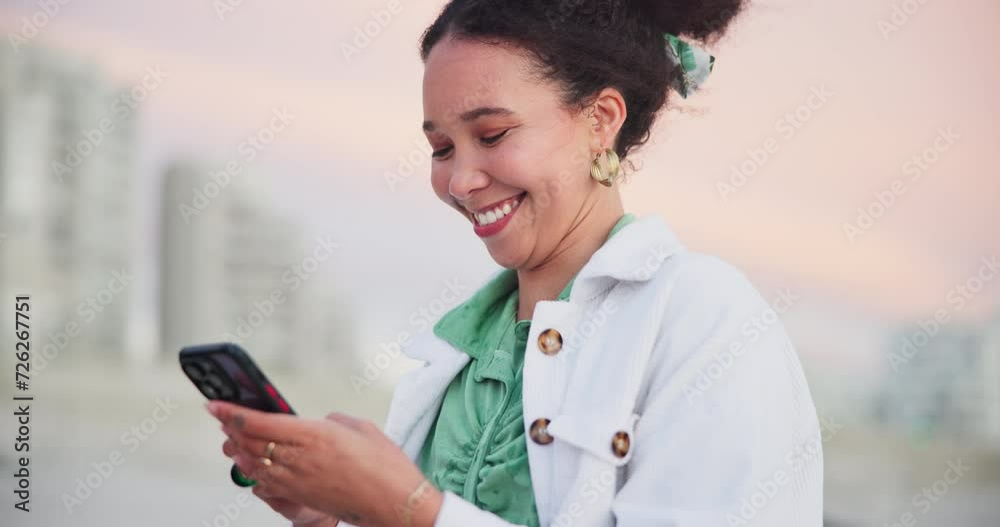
222, 428, 339, 526
254, 490, 329, 526
208, 401, 443, 527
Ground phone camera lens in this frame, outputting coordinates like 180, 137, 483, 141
217, 383, 235, 400
199, 359, 218, 373
183, 362, 205, 381
201, 384, 219, 399
203, 373, 235, 401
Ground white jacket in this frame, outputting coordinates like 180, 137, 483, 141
340, 214, 823, 527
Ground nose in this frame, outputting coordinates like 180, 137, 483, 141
447, 152, 491, 204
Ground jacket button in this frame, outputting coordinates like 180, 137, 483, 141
529, 418, 554, 445
537, 329, 563, 355
611, 431, 631, 458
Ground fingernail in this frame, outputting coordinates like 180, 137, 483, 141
205, 401, 218, 416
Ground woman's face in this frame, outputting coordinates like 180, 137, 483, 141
422, 38, 610, 270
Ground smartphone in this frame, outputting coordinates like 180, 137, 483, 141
179, 342, 295, 487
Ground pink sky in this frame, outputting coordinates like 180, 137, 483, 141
2, 0, 997, 331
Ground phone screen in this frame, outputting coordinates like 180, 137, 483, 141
180, 342, 293, 415
179, 342, 293, 487
212, 353, 269, 411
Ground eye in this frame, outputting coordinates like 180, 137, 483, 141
481, 129, 509, 146
431, 145, 453, 159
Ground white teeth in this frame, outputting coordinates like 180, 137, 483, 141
474, 195, 523, 225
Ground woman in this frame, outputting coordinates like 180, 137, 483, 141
207, 1, 824, 525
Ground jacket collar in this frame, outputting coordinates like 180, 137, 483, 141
570, 213, 684, 297
403, 214, 685, 363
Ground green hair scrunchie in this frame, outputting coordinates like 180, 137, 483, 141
664, 32, 715, 98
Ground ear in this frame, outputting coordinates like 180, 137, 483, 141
586, 87, 628, 154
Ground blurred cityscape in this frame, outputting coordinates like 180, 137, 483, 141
0, 43, 357, 373
1, 32, 998, 527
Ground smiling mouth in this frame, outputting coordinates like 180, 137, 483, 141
470, 192, 526, 226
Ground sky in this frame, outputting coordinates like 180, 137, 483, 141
1, 0, 998, 379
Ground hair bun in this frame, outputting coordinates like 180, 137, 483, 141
630, 0, 748, 43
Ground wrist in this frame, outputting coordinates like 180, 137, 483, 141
397, 478, 442, 527
412, 484, 443, 527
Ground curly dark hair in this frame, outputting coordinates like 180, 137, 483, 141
419, 0, 748, 166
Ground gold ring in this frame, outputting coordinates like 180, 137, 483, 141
261, 457, 273, 467
263, 441, 277, 460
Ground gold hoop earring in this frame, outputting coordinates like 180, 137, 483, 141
590, 148, 620, 187
605, 148, 620, 182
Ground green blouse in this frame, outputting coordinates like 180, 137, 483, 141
417, 213, 637, 526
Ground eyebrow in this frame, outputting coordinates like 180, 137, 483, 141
422, 106, 515, 132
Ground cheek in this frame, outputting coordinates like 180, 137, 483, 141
430, 168, 451, 202
508, 124, 589, 190
490, 141, 552, 194
503, 140, 590, 208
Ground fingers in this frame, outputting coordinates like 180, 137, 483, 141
324, 411, 366, 430
222, 437, 238, 458
206, 400, 306, 445
252, 487, 308, 520
228, 434, 307, 471
253, 483, 288, 501
232, 452, 295, 491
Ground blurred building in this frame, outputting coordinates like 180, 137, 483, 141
159, 159, 352, 372
875, 319, 1000, 445
0, 44, 134, 360
985, 312, 1000, 441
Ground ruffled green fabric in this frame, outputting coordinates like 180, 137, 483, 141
664, 32, 715, 99
417, 213, 637, 526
